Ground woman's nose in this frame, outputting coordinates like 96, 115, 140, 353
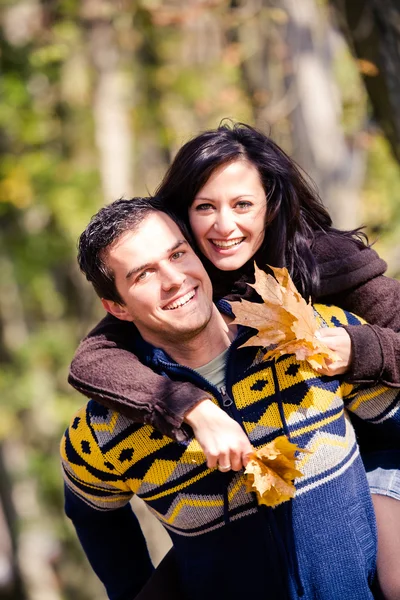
213, 209, 236, 236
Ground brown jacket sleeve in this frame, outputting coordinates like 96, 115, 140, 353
314, 232, 400, 387
68, 314, 212, 441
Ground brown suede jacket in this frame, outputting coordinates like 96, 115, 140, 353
68, 232, 400, 441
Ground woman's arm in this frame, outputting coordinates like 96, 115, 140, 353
314, 233, 400, 387
69, 313, 253, 466
69, 314, 205, 441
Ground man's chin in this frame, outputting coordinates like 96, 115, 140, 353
166, 325, 209, 344
163, 314, 212, 343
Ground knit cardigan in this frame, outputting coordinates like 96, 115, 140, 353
62, 304, 400, 600
68, 232, 400, 441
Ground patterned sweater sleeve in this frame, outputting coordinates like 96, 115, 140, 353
342, 380, 400, 445
315, 304, 400, 447
314, 232, 400, 387
61, 406, 154, 599
68, 314, 212, 441
61, 404, 134, 509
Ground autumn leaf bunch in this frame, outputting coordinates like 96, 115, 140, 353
244, 436, 306, 507
230, 264, 340, 370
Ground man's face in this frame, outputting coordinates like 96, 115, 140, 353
102, 212, 214, 347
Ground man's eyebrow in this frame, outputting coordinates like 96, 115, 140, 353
125, 239, 187, 280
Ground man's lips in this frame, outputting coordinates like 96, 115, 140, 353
209, 237, 245, 249
163, 289, 196, 310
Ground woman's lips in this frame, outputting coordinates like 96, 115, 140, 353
209, 237, 245, 251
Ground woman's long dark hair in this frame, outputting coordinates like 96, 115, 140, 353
156, 122, 366, 300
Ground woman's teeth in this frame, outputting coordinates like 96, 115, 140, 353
211, 238, 244, 248
164, 290, 195, 310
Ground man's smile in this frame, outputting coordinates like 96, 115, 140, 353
163, 288, 196, 310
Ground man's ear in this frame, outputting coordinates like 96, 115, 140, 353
101, 298, 133, 322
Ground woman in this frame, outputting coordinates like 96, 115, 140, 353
70, 122, 400, 599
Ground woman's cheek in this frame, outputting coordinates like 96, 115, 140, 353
189, 214, 206, 246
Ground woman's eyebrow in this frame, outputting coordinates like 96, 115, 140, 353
193, 194, 256, 201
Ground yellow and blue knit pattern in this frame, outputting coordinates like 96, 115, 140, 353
61, 304, 400, 536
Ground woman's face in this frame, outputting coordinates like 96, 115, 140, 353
189, 159, 267, 271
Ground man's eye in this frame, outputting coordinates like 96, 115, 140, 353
136, 270, 150, 281
171, 251, 184, 260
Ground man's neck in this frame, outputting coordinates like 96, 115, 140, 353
159, 307, 236, 369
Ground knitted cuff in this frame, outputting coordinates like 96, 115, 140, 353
343, 324, 384, 384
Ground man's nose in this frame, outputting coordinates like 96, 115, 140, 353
160, 264, 186, 290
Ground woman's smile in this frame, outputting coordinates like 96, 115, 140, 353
208, 237, 245, 250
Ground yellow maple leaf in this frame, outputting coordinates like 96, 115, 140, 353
232, 299, 293, 348
248, 264, 285, 305
244, 436, 307, 507
269, 265, 303, 300
230, 264, 339, 369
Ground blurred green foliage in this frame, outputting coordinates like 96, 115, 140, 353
0, 1, 399, 599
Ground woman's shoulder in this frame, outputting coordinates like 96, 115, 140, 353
311, 230, 387, 297
312, 229, 370, 261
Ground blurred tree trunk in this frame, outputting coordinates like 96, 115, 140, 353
280, 0, 366, 229
233, 0, 366, 229
329, 0, 400, 164
229, 0, 294, 146
0, 444, 27, 600
7, 438, 62, 600
81, 0, 135, 202
0, 237, 28, 598
0, 266, 63, 599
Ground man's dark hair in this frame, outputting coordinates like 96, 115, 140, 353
78, 197, 165, 303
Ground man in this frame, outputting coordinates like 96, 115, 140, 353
62, 198, 399, 600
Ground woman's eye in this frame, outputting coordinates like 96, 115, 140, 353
235, 201, 252, 210
195, 203, 214, 211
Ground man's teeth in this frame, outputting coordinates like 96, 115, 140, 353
211, 238, 243, 248
165, 290, 195, 310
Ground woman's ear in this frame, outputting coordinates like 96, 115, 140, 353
101, 298, 133, 322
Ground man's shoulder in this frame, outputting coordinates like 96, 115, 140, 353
61, 401, 144, 466
61, 400, 176, 475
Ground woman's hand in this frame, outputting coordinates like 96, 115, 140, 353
184, 399, 253, 472
315, 327, 353, 376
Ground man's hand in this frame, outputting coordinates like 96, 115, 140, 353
184, 399, 253, 472
314, 327, 353, 376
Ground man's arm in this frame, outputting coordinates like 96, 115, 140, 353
342, 381, 400, 447
64, 485, 153, 600
312, 304, 400, 444
61, 405, 154, 599
68, 314, 209, 441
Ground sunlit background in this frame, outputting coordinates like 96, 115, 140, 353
1, 0, 399, 598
